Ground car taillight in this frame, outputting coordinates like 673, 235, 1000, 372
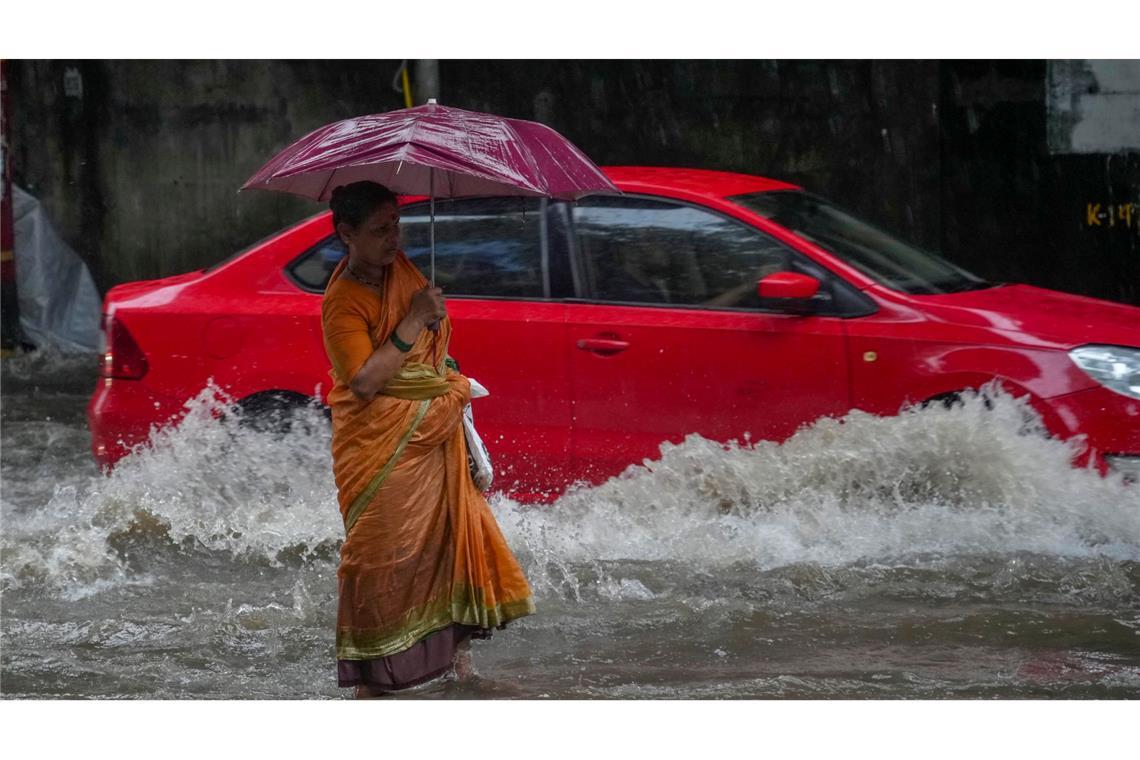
101, 315, 149, 379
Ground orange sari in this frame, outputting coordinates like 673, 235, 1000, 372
322, 252, 534, 689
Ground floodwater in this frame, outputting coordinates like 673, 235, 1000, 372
2, 352, 1138, 699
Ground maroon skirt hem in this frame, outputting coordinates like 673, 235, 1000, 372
337, 622, 492, 690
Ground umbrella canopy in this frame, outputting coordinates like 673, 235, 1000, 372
240, 101, 619, 201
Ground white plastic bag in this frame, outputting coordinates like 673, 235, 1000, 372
463, 378, 494, 492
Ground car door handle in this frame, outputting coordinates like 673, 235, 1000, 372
577, 338, 630, 355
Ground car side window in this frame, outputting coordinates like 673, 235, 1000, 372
288, 236, 347, 291
401, 198, 547, 298
572, 196, 795, 309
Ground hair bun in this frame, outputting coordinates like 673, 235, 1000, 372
329, 181, 398, 239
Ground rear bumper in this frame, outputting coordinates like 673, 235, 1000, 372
86, 377, 184, 469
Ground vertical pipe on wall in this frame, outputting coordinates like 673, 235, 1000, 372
414, 61, 440, 106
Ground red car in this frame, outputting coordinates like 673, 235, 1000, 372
88, 167, 1140, 499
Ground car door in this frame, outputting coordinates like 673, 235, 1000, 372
564, 194, 853, 486
399, 197, 573, 501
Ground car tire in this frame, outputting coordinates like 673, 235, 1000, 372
920, 385, 1053, 439
234, 391, 329, 435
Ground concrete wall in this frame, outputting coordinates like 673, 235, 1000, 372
8, 60, 408, 290
7, 60, 1139, 304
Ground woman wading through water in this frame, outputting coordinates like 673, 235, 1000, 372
321, 181, 535, 698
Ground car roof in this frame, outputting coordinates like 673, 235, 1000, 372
280, 166, 801, 242
602, 166, 800, 199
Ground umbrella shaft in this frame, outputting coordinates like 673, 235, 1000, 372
429, 168, 435, 287
426, 168, 441, 334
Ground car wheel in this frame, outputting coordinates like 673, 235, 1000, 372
922, 391, 970, 411
234, 391, 329, 435
920, 385, 1051, 438
921, 388, 996, 412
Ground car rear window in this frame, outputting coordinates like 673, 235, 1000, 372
288, 236, 348, 291
285, 198, 558, 298
401, 197, 546, 298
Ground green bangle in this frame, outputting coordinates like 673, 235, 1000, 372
389, 330, 414, 353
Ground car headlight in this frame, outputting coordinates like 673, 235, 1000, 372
1068, 345, 1140, 400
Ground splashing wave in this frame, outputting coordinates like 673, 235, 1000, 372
3, 386, 1137, 599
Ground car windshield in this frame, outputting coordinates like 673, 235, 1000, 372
730, 190, 991, 295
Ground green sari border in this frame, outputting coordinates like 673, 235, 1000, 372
343, 398, 432, 535
337, 586, 537, 660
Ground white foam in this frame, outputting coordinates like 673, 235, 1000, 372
2, 384, 341, 595
493, 389, 1140, 579
4, 385, 1138, 599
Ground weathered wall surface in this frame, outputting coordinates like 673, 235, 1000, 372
8, 60, 1139, 304
940, 61, 1139, 304
8, 60, 407, 290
